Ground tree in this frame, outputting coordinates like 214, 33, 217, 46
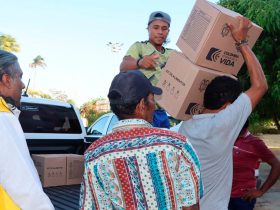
49, 89, 76, 105
0, 34, 20, 52
27, 89, 52, 99
80, 98, 108, 126
29, 55, 46, 89
219, 0, 280, 129
30, 55, 46, 68
26, 88, 76, 105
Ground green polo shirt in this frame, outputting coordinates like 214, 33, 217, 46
125, 41, 173, 85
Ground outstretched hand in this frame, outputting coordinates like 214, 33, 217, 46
138, 54, 159, 70
228, 16, 252, 42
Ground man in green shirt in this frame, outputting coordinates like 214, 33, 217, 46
120, 11, 173, 128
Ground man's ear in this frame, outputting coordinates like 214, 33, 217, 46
0, 74, 12, 88
139, 98, 146, 111
135, 98, 146, 117
220, 102, 231, 110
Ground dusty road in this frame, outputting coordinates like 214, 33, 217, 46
254, 134, 280, 210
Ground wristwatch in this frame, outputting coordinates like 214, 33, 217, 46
235, 39, 248, 50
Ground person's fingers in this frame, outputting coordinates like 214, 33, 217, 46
243, 194, 252, 201
237, 16, 243, 21
243, 189, 252, 197
246, 19, 253, 29
227, 23, 234, 31
151, 54, 159, 59
240, 17, 252, 28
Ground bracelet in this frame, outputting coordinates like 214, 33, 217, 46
136, 58, 142, 68
235, 39, 248, 50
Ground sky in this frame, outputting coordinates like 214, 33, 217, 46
1, 0, 217, 107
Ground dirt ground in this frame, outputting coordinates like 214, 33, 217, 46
254, 134, 280, 210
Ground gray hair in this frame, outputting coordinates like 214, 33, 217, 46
0, 50, 19, 80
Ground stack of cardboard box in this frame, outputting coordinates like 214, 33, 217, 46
32, 154, 84, 187
156, 0, 262, 120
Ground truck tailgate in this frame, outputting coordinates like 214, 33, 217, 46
44, 185, 80, 210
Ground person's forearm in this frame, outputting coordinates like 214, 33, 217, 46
240, 45, 268, 93
241, 44, 268, 109
259, 159, 280, 194
120, 56, 138, 71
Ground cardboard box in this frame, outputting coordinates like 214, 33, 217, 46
176, 0, 263, 75
156, 51, 235, 120
32, 154, 66, 187
66, 154, 84, 185
32, 154, 84, 187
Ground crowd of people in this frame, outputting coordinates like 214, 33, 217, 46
1, 10, 279, 210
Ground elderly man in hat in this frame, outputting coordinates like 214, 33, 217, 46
80, 70, 202, 210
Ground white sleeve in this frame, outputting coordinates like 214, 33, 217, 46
215, 93, 252, 145
0, 117, 54, 210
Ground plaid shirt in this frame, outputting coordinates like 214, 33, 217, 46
80, 119, 203, 210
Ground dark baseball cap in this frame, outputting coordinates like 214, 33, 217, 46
108, 70, 162, 105
148, 11, 171, 26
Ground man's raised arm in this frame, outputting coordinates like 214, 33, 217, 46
229, 16, 268, 110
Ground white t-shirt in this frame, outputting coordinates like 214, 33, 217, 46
179, 93, 252, 210
0, 111, 54, 210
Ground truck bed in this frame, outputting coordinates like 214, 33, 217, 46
44, 185, 80, 210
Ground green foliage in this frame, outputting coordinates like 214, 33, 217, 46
246, 113, 279, 134
30, 55, 46, 68
219, 0, 280, 130
27, 89, 52, 99
86, 110, 107, 127
249, 119, 280, 134
0, 34, 20, 52
66, 99, 76, 105
80, 98, 108, 126
26, 89, 76, 105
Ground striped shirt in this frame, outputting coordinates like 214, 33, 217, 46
80, 119, 202, 210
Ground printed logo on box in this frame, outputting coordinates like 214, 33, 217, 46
206, 48, 221, 62
199, 79, 210, 92
206, 47, 239, 67
221, 24, 230, 37
185, 103, 204, 115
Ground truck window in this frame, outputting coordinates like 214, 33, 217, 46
19, 102, 82, 134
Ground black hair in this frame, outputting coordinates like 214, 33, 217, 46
109, 91, 149, 120
0, 50, 18, 81
204, 76, 242, 110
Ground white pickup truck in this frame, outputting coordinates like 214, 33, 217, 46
19, 96, 86, 209
19, 96, 86, 155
